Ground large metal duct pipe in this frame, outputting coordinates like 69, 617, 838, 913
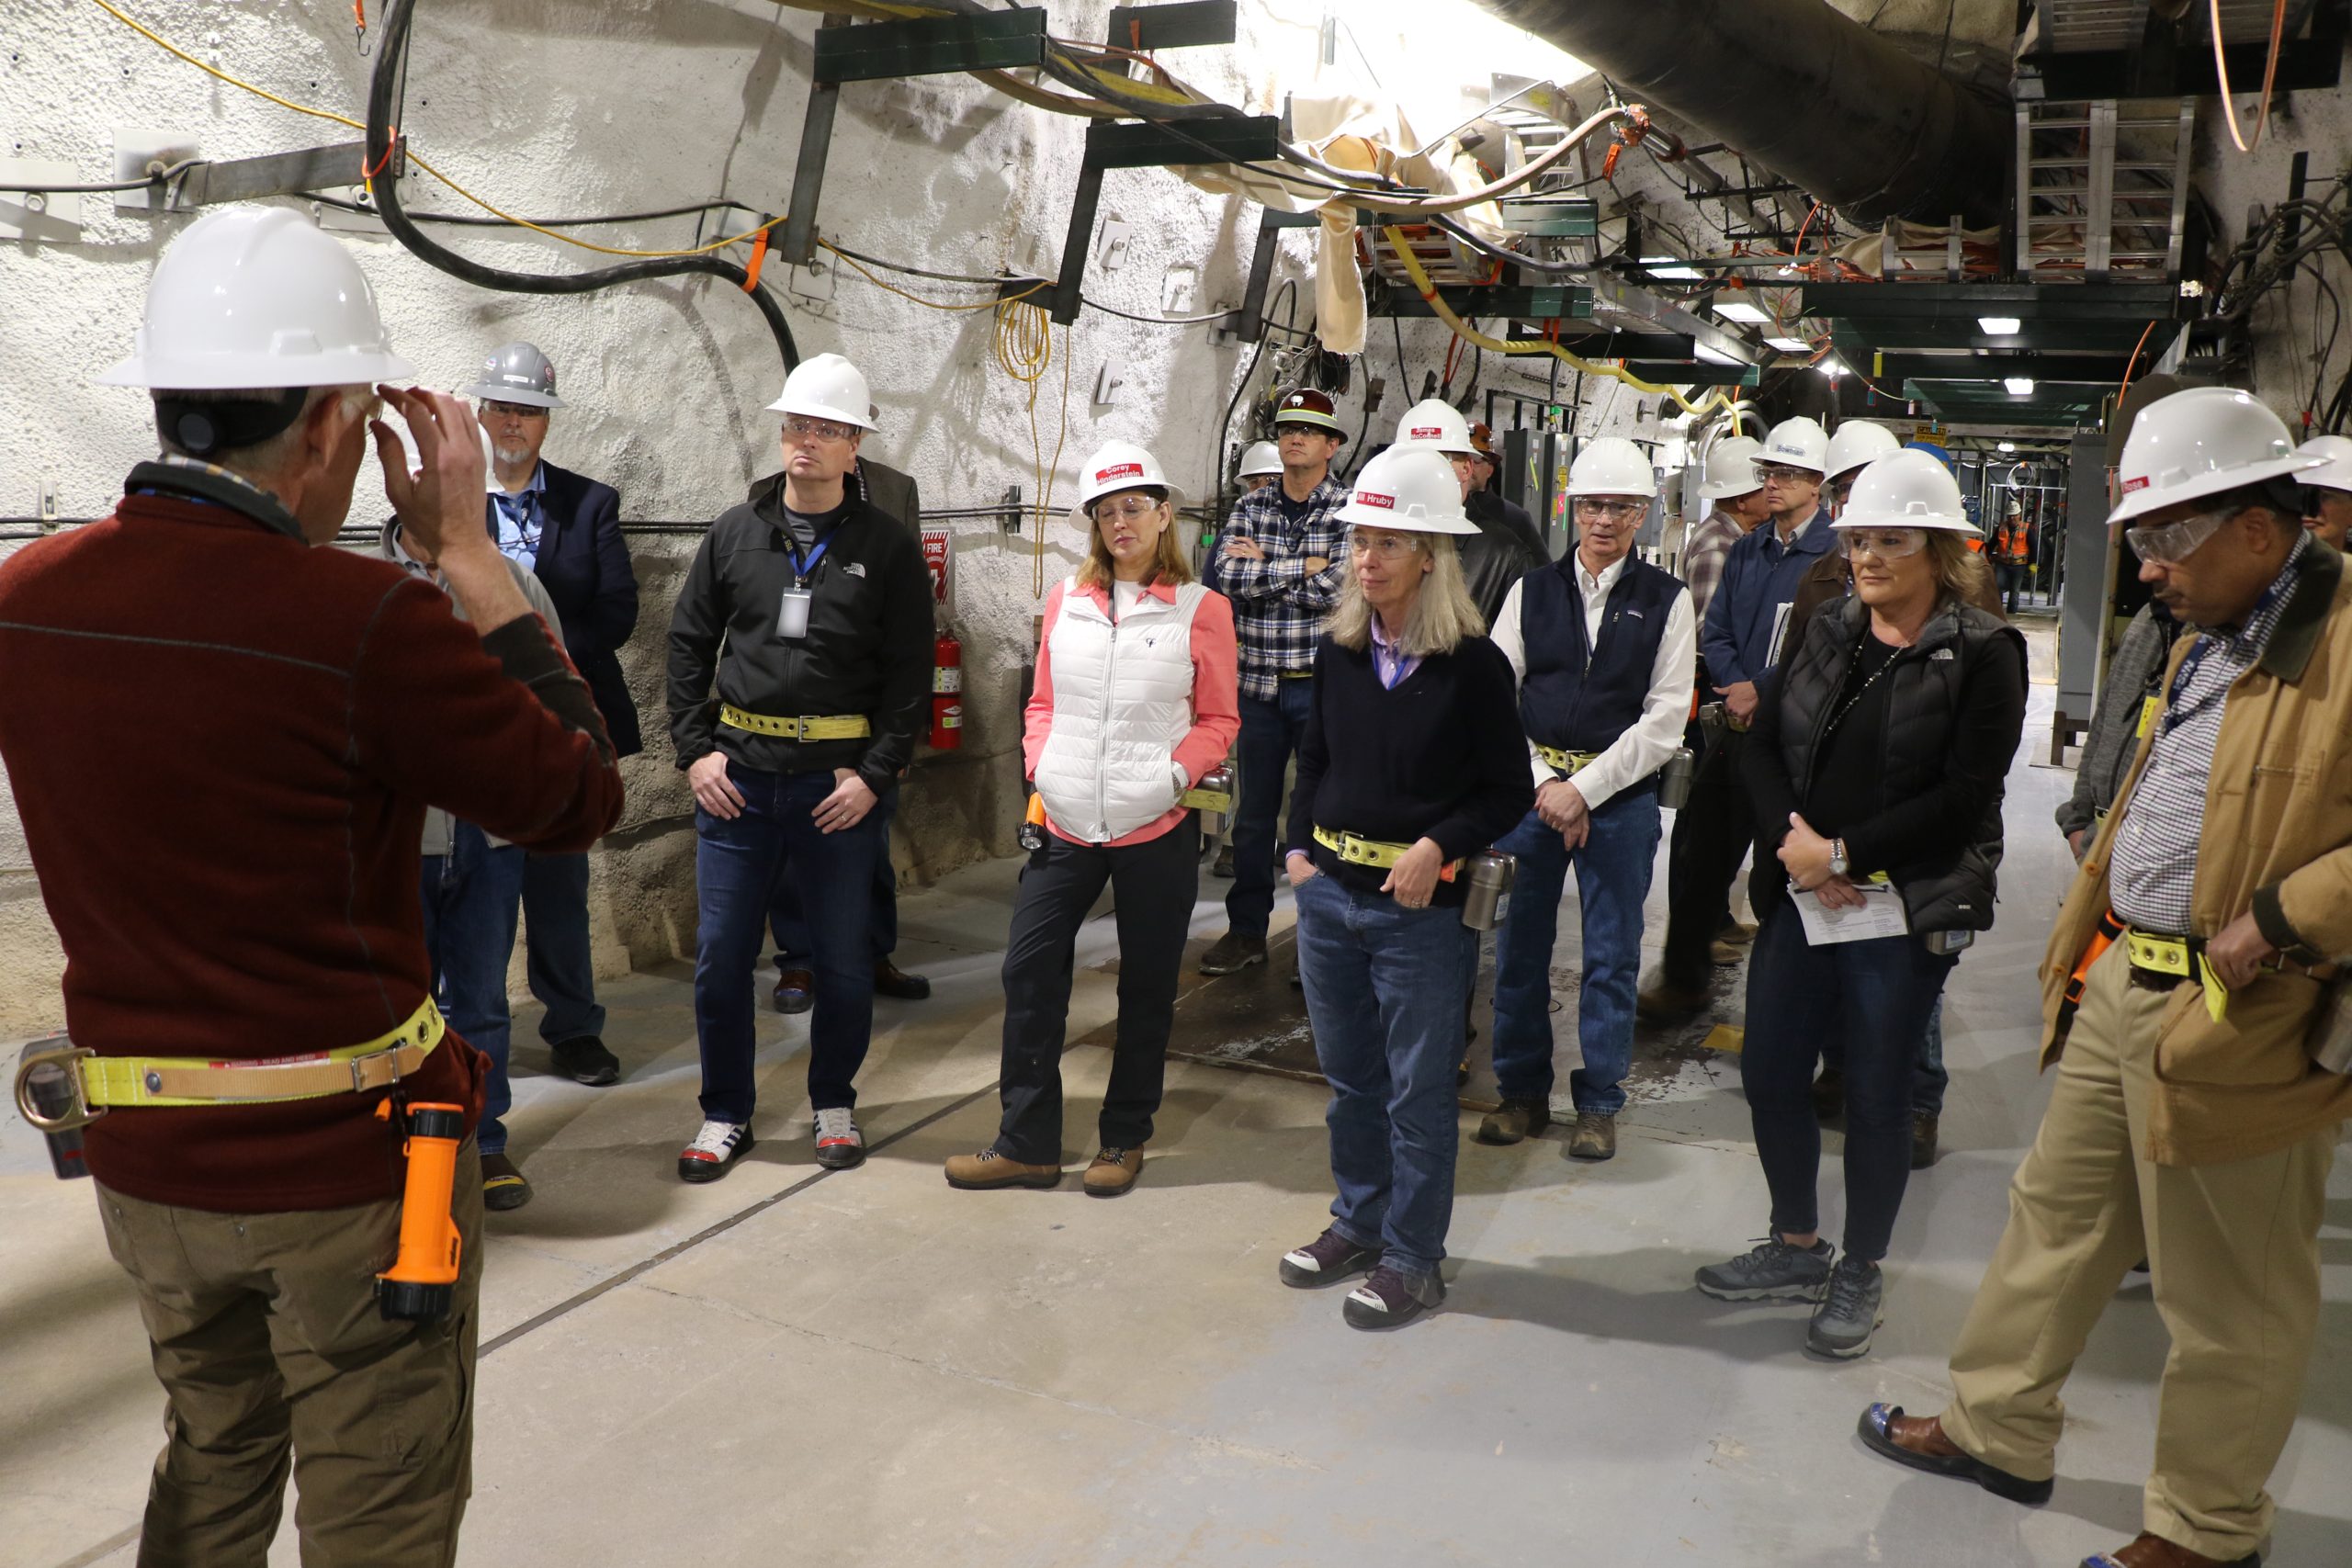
1471, 0, 2011, 226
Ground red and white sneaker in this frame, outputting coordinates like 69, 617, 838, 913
677, 1119, 752, 1183
813, 1107, 865, 1169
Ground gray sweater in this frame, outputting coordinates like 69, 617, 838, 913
374, 522, 565, 855
2056, 602, 2181, 840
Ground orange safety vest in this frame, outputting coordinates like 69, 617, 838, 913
1993, 521, 2030, 564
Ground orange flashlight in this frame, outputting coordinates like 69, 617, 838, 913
376, 1100, 465, 1322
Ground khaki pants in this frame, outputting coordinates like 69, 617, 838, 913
1941, 944, 2334, 1561
96, 1144, 484, 1568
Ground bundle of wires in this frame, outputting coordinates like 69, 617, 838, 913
994, 298, 1072, 598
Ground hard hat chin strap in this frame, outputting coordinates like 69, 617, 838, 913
155, 388, 311, 460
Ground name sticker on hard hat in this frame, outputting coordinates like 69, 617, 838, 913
1099, 462, 1144, 482
1356, 491, 1396, 510
1409, 426, 1443, 439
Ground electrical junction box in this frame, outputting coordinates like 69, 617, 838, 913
0, 159, 82, 241
112, 128, 200, 213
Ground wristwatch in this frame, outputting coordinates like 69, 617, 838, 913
1827, 838, 1849, 876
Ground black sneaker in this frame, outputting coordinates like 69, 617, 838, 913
549, 1035, 621, 1087
1200, 931, 1268, 975
1808, 1256, 1883, 1359
1342, 1264, 1445, 1329
1278, 1227, 1379, 1288
481, 1151, 532, 1211
678, 1119, 753, 1183
1695, 1235, 1836, 1302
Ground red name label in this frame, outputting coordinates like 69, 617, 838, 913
1356, 491, 1396, 509
1097, 462, 1145, 481
2120, 475, 2149, 493
1409, 426, 1443, 438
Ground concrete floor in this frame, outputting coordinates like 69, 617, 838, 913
6, 672, 2351, 1567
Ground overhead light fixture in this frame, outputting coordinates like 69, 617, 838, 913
1978, 316, 2022, 335
1765, 335, 1812, 353
1712, 299, 1771, 325
1822, 356, 1844, 381
1693, 341, 1739, 365
2004, 376, 2036, 396
1641, 255, 1704, 281
1997, 441, 2017, 453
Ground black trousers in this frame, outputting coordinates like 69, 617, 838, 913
995, 816, 1201, 1163
1659, 726, 1753, 992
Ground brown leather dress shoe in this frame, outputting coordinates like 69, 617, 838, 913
771, 966, 814, 1015
1855, 1404, 2053, 1505
2082, 1532, 2260, 1568
944, 1150, 1061, 1190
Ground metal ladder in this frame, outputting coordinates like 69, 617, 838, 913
2013, 97, 2196, 282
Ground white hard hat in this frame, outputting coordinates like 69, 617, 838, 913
2108, 387, 2323, 525
1566, 435, 1657, 500
1075, 441, 1180, 509
1392, 399, 1476, 456
2294, 434, 2352, 496
1823, 421, 1901, 482
1238, 440, 1283, 479
386, 413, 503, 494
1337, 446, 1477, 535
1760, 416, 1830, 474
463, 342, 566, 409
95, 206, 414, 389
765, 352, 877, 430
1695, 434, 1764, 502
1833, 449, 1977, 534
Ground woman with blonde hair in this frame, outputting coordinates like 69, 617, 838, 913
1274, 445, 1532, 1328
1695, 448, 2026, 1359
945, 442, 1238, 1197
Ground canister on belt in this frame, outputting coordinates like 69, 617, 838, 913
1658, 747, 1696, 810
1460, 851, 1517, 931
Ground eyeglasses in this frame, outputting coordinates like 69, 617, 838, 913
482, 400, 548, 420
782, 415, 857, 444
1574, 498, 1646, 525
1350, 532, 1422, 559
1837, 528, 1929, 560
2124, 504, 2233, 565
1754, 462, 1815, 484
1091, 497, 1164, 521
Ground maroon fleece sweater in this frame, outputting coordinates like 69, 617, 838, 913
0, 470, 623, 1211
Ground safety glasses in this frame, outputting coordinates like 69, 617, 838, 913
1837, 528, 1929, 560
782, 415, 857, 444
1573, 497, 1646, 525
1350, 531, 1421, 559
481, 400, 548, 420
2124, 505, 2232, 565
1754, 462, 1815, 484
1091, 497, 1163, 522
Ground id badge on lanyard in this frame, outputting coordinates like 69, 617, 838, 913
778, 536, 831, 639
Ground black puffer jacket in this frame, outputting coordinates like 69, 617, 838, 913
1747, 593, 2028, 933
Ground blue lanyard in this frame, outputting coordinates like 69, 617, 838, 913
2161, 575, 2284, 734
789, 534, 831, 588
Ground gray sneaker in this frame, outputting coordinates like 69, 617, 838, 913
1807, 1256, 1884, 1359
1694, 1235, 1836, 1302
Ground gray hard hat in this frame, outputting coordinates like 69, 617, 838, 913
462, 341, 566, 409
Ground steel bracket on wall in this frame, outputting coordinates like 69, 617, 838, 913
179, 141, 403, 206
1050, 112, 1281, 322
1231, 207, 1320, 342
779, 8, 1053, 265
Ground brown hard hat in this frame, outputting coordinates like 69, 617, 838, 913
1273, 387, 1344, 436
1467, 421, 1496, 456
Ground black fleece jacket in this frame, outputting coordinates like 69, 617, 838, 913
666, 475, 933, 793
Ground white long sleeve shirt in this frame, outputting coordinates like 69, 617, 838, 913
1488, 553, 1696, 810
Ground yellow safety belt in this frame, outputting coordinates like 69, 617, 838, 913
64, 997, 446, 1114
718, 705, 872, 740
2122, 927, 2230, 1022
1312, 826, 1462, 880
1179, 782, 1232, 813
1534, 745, 1602, 775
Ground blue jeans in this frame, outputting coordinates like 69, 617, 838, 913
1488, 786, 1663, 1116
693, 763, 887, 1122
1225, 681, 1316, 937
770, 787, 898, 966
1295, 871, 1480, 1280
522, 851, 605, 1044
1739, 902, 1957, 1261
420, 824, 528, 1156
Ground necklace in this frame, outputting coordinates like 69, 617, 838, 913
1823, 638, 1899, 738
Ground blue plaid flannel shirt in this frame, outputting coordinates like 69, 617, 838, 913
1215, 475, 1351, 702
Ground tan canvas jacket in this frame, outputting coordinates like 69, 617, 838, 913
2040, 537, 2352, 1165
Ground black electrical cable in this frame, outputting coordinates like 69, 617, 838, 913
305, 189, 752, 230
364, 0, 798, 374
0, 159, 199, 195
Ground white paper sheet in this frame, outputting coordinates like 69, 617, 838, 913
1793, 883, 1911, 946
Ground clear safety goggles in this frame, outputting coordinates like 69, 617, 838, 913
782, 414, 858, 444
2123, 504, 2232, 565
1573, 497, 1646, 525
1091, 495, 1164, 521
1836, 527, 1930, 560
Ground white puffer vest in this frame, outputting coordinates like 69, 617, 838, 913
1034, 577, 1209, 842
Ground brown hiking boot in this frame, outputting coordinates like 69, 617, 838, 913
1911, 1112, 1940, 1169
1476, 1099, 1550, 1145
1567, 1112, 1617, 1162
1636, 980, 1707, 1023
1199, 931, 1268, 975
944, 1150, 1062, 1190
1082, 1146, 1143, 1197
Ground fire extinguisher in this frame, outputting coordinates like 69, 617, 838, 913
930, 629, 963, 750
